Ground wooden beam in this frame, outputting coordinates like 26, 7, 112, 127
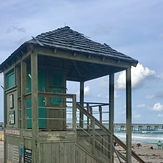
126, 67, 132, 163
35, 46, 131, 69
109, 73, 114, 162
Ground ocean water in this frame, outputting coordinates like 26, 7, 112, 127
115, 130, 163, 144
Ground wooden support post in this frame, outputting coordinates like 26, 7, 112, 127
3, 72, 7, 162
31, 52, 39, 163
126, 67, 132, 163
21, 61, 26, 129
19, 60, 26, 162
109, 73, 114, 162
80, 81, 84, 128
99, 106, 102, 123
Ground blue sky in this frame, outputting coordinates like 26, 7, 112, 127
0, 0, 163, 124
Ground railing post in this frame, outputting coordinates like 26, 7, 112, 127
92, 118, 95, 154
73, 95, 76, 131
99, 105, 102, 123
90, 107, 93, 128
87, 103, 90, 130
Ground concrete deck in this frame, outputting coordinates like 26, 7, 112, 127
0, 141, 4, 163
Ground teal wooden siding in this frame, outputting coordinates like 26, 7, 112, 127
50, 71, 64, 105
6, 70, 15, 88
26, 69, 47, 129
26, 98, 32, 128
38, 70, 47, 128
25, 69, 65, 129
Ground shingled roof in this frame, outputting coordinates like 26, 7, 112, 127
29, 26, 138, 64
0, 26, 138, 73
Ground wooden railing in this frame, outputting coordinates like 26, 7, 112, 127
76, 103, 145, 163
23, 92, 145, 162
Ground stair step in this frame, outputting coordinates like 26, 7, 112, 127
77, 136, 110, 163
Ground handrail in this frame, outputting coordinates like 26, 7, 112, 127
113, 144, 123, 163
76, 103, 145, 163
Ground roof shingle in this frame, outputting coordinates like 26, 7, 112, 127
0, 26, 138, 73
28, 26, 138, 65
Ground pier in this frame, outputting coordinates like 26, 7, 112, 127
113, 123, 163, 131
1, 122, 163, 131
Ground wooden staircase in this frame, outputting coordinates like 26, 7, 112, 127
76, 103, 145, 163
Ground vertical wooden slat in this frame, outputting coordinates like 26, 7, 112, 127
59, 142, 64, 163
126, 67, 132, 163
51, 143, 60, 163
73, 95, 76, 131
87, 103, 90, 129
31, 52, 39, 163
109, 73, 114, 162
92, 118, 95, 154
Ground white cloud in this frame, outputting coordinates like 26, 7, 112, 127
152, 102, 163, 111
133, 111, 141, 118
136, 104, 146, 108
116, 63, 155, 89
133, 114, 141, 118
114, 91, 120, 98
84, 86, 90, 96
146, 95, 154, 99
97, 90, 119, 100
157, 73, 163, 80
157, 114, 163, 117
77, 86, 90, 97
118, 110, 125, 115
99, 77, 109, 88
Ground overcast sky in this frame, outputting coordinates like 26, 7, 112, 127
0, 0, 163, 124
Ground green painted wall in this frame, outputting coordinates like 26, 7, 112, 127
26, 69, 64, 129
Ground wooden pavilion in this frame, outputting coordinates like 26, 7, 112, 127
0, 26, 145, 163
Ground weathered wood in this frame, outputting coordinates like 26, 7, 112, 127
31, 52, 39, 163
126, 67, 132, 163
21, 61, 26, 129
39, 131, 76, 142
80, 81, 84, 127
109, 73, 114, 162
92, 118, 95, 154
99, 106, 102, 123
73, 95, 77, 131
39, 142, 76, 163
35, 46, 131, 69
